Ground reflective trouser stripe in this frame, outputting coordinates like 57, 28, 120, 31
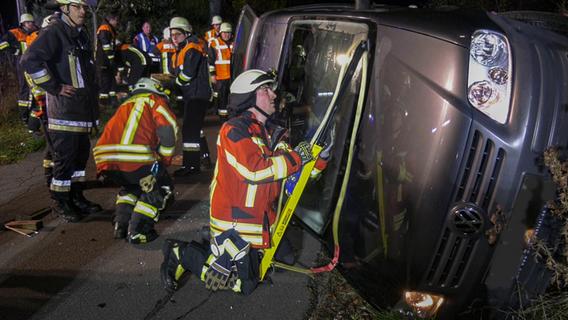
116, 193, 138, 206
133, 201, 158, 221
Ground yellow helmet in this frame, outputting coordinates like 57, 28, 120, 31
56, 0, 88, 5
169, 17, 192, 33
220, 22, 232, 33
19, 13, 34, 24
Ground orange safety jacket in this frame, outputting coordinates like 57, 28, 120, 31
156, 41, 176, 74
25, 31, 39, 48
208, 37, 233, 81
93, 93, 178, 173
204, 28, 218, 44
0, 27, 30, 55
210, 111, 303, 248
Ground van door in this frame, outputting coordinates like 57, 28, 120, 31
277, 19, 370, 235
231, 5, 258, 79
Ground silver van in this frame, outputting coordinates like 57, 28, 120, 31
232, 2, 568, 318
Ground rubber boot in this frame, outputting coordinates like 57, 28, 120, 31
128, 217, 158, 244
161, 239, 189, 292
71, 183, 103, 215
51, 193, 83, 223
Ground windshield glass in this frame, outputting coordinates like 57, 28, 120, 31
278, 20, 368, 234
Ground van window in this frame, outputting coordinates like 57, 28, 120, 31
279, 20, 368, 234
232, 5, 257, 79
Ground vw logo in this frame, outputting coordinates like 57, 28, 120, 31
449, 203, 485, 235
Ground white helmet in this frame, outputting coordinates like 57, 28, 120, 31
211, 15, 223, 25
220, 22, 232, 33
228, 69, 277, 114
56, 0, 88, 5
20, 13, 34, 24
131, 78, 171, 99
169, 17, 192, 33
162, 27, 171, 40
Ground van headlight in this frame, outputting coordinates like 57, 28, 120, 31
401, 291, 445, 318
467, 30, 512, 124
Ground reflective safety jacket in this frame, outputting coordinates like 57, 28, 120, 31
116, 44, 150, 86
93, 92, 178, 173
23, 31, 46, 118
0, 27, 31, 55
96, 22, 117, 68
172, 35, 211, 100
133, 32, 158, 53
204, 28, 218, 45
156, 41, 176, 74
210, 111, 303, 248
21, 18, 98, 133
208, 37, 233, 81
25, 30, 39, 48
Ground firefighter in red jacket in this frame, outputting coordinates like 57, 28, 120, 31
160, 69, 322, 294
94, 77, 178, 243
169, 17, 212, 177
0, 13, 37, 124
208, 22, 233, 119
96, 12, 119, 104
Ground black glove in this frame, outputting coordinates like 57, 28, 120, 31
294, 141, 313, 165
269, 125, 289, 151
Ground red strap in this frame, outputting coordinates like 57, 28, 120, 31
310, 245, 340, 273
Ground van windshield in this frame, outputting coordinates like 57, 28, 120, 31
279, 20, 368, 234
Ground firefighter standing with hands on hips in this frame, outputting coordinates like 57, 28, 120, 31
169, 17, 212, 177
93, 78, 178, 243
21, 0, 102, 222
160, 69, 331, 294
208, 22, 233, 120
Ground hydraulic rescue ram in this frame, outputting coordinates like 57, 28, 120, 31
259, 40, 369, 280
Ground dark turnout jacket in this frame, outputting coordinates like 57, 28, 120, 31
172, 35, 211, 101
21, 18, 98, 133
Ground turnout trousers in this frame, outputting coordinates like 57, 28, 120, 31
49, 131, 90, 200
181, 97, 209, 169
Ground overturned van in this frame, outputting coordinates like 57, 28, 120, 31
232, 2, 568, 319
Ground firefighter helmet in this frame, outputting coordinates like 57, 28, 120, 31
55, 0, 88, 5
220, 22, 232, 33
162, 27, 171, 40
169, 17, 192, 33
228, 69, 277, 114
19, 13, 34, 24
131, 78, 171, 99
211, 15, 223, 25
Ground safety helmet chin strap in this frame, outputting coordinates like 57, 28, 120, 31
61, 5, 80, 28
252, 105, 271, 119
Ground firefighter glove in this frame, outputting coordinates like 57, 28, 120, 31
294, 141, 313, 165
269, 125, 289, 151
204, 252, 233, 291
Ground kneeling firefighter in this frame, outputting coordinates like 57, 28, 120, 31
160, 69, 331, 294
93, 78, 178, 243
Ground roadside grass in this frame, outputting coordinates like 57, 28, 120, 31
512, 291, 568, 320
0, 56, 46, 165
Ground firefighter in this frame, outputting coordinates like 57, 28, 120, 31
0, 13, 37, 124
116, 43, 151, 89
21, 0, 102, 223
155, 27, 176, 75
96, 12, 119, 104
160, 69, 317, 294
133, 21, 160, 72
169, 17, 212, 177
208, 22, 233, 120
204, 15, 222, 45
93, 77, 178, 243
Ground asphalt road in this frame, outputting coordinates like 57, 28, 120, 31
0, 116, 322, 320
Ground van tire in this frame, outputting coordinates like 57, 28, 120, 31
499, 11, 568, 37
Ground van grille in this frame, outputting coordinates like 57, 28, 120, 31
426, 130, 505, 288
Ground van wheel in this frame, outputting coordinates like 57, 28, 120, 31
499, 11, 568, 37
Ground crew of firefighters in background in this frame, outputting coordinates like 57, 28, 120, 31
96, 12, 120, 105
133, 21, 161, 73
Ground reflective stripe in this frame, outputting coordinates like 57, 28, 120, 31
218, 109, 228, 116
0, 41, 8, 50
128, 47, 147, 65
121, 100, 146, 144
215, 60, 230, 65
49, 118, 94, 128
225, 150, 284, 182
200, 130, 205, 138
48, 124, 91, 133
109, 91, 117, 97
245, 184, 257, 208
94, 153, 155, 163
158, 145, 175, 156
134, 201, 158, 220
51, 179, 71, 192
103, 44, 112, 50
72, 170, 86, 178
310, 167, 323, 179
183, 143, 200, 151
94, 144, 152, 154
155, 106, 178, 135
210, 224, 263, 247
161, 52, 170, 74
99, 93, 109, 99
251, 137, 265, 147
178, 71, 191, 82
210, 216, 263, 234
18, 100, 31, 107
116, 193, 138, 206
43, 159, 54, 168
29, 68, 49, 82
